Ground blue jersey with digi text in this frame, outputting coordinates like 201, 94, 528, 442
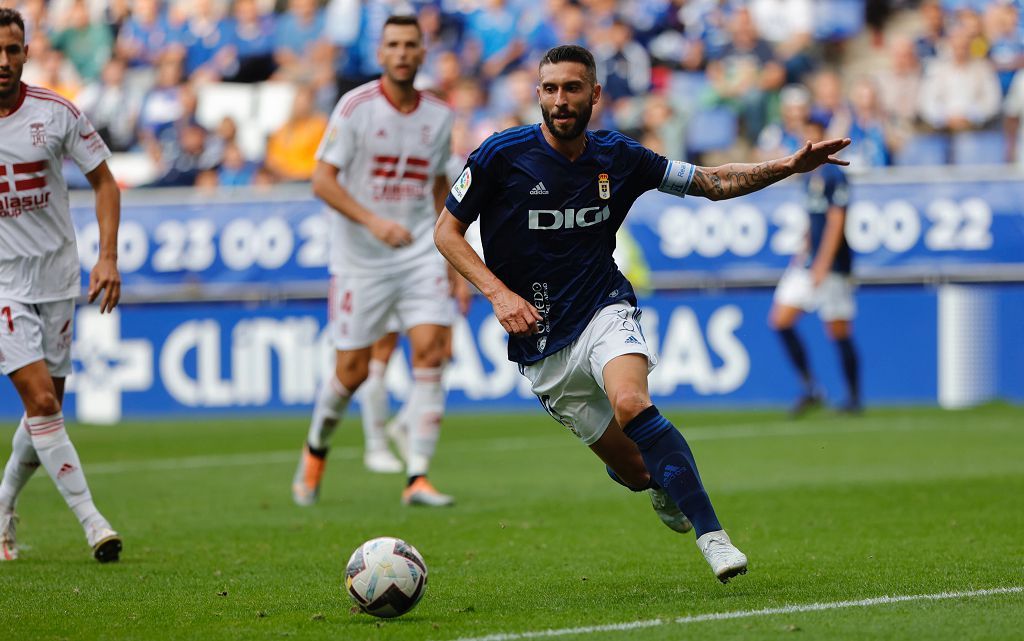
445, 124, 682, 365
804, 163, 852, 274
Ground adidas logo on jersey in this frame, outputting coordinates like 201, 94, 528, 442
529, 182, 549, 195
624, 335, 641, 345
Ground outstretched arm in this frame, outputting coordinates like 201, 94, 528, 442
687, 138, 851, 201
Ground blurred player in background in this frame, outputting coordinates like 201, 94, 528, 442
358, 275, 471, 474
0, 8, 122, 562
292, 14, 459, 507
435, 44, 850, 582
769, 114, 861, 416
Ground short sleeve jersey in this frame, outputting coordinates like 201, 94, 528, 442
317, 80, 454, 276
804, 163, 852, 274
446, 124, 693, 365
0, 84, 111, 303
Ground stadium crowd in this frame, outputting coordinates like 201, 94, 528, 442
5, 0, 1024, 189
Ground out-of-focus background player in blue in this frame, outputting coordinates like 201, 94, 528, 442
769, 113, 861, 416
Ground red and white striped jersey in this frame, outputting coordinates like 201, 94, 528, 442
0, 83, 111, 302
316, 80, 453, 276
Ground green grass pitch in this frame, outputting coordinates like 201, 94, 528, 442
1, 405, 1022, 641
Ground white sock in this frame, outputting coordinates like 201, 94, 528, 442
306, 376, 351, 450
405, 368, 446, 477
0, 417, 40, 513
359, 360, 389, 453
26, 413, 103, 529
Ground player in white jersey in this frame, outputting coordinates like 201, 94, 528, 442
292, 14, 459, 507
0, 8, 122, 562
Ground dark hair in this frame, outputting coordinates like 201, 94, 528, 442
0, 7, 26, 39
383, 14, 422, 36
539, 45, 597, 85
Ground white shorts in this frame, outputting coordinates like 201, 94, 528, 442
0, 299, 75, 377
520, 302, 657, 446
329, 262, 453, 351
773, 266, 856, 322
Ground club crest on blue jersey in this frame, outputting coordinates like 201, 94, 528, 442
598, 173, 610, 200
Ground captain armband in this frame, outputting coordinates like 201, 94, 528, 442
658, 160, 696, 197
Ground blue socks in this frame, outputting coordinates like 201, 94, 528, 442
622, 405, 722, 537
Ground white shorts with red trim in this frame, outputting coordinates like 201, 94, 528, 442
0, 299, 75, 377
328, 261, 453, 351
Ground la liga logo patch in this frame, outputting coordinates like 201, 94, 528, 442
451, 166, 472, 202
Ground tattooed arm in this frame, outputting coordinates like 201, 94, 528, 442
684, 138, 852, 201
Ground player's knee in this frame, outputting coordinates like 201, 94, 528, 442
410, 342, 446, 369
25, 390, 61, 416
335, 359, 369, 391
609, 390, 652, 427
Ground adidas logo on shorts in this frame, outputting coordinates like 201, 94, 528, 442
625, 335, 641, 345
529, 181, 549, 195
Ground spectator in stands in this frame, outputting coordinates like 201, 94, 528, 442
265, 85, 328, 182
706, 7, 785, 143
918, 27, 1001, 132
489, 67, 540, 125
809, 68, 846, 126
217, 141, 258, 186
137, 52, 186, 142
78, 56, 141, 151
175, 0, 230, 80
915, 0, 945, 62
874, 36, 922, 155
983, 2, 1023, 94
748, 0, 815, 83
1001, 70, 1024, 163
465, 0, 524, 80
25, 42, 82, 99
594, 17, 652, 102
829, 77, 891, 167
756, 83, 811, 160
148, 121, 216, 187
50, 0, 112, 81
520, 0, 568, 61
274, 0, 326, 72
954, 7, 988, 59
116, 0, 173, 68
222, 0, 276, 83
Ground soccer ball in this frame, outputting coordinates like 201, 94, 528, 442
344, 536, 428, 618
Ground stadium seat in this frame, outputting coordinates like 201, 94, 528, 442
256, 82, 297, 135
814, 0, 865, 41
685, 107, 738, 154
196, 83, 257, 132
951, 130, 1006, 166
893, 134, 950, 166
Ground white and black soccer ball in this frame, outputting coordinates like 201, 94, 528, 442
344, 536, 428, 618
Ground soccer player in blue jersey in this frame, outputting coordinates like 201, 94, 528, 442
770, 114, 861, 415
434, 44, 850, 583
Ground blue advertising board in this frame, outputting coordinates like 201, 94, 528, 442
69, 175, 1024, 298
4, 284, 1019, 423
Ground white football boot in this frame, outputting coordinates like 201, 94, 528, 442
647, 488, 693, 533
363, 448, 404, 474
86, 521, 122, 563
1, 511, 18, 561
696, 530, 748, 583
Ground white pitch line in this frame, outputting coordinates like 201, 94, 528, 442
447, 587, 1024, 641
83, 416, 996, 476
